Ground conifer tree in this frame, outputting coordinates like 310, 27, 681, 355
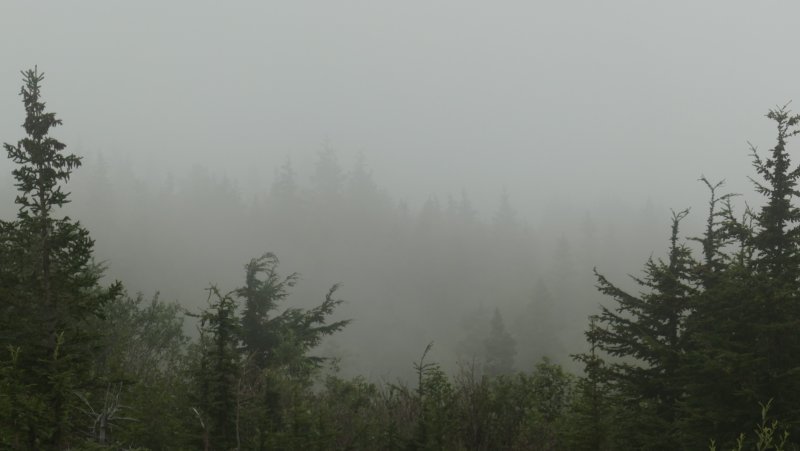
237, 253, 299, 370
347, 152, 380, 205
484, 308, 516, 377
236, 253, 350, 373
690, 177, 735, 284
513, 279, 562, 370
682, 107, 800, 446
271, 157, 298, 201
493, 188, 518, 232
0, 68, 121, 448
747, 108, 800, 419
585, 210, 696, 449
570, 316, 612, 450
312, 145, 345, 198
190, 253, 351, 449
194, 287, 242, 450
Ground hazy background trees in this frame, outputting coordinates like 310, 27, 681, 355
52, 145, 677, 381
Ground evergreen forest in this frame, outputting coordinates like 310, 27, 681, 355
4, 69, 800, 450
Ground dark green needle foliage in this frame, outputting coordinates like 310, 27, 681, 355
583, 209, 697, 450
0, 68, 121, 449
583, 107, 800, 449
194, 286, 242, 450
237, 253, 299, 370
682, 106, 800, 447
237, 252, 351, 374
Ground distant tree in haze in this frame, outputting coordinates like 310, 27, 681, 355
493, 188, 518, 232
513, 279, 562, 370
455, 306, 490, 363
484, 308, 517, 377
271, 156, 298, 201
312, 145, 345, 198
417, 197, 442, 235
448, 189, 477, 225
347, 152, 380, 205
552, 234, 574, 283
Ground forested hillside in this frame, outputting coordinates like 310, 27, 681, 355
53, 126, 675, 381
3, 70, 800, 450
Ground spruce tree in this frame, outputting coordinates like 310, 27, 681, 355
237, 253, 299, 370
570, 316, 612, 451
236, 253, 350, 373
194, 286, 242, 450
0, 68, 120, 448
484, 308, 516, 377
190, 253, 351, 449
747, 108, 800, 424
683, 107, 800, 446
271, 157, 298, 201
584, 210, 696, 449
312, 145, 345, 198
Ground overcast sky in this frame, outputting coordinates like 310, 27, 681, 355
2, 1, 799, 221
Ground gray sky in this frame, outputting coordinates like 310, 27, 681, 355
1, 1, 798, 220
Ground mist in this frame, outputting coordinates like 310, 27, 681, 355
2, 1, 798, 380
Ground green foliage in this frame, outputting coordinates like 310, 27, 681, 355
581, 209, 696, 449
681, 107, 800, 447
709, 401, 792, 451
569, 317, 613, 450
409, 343, 457, 450
237, 253, 350, 374
91, 293, 193, 449
582, 106, 800, 449
193, 286, 242, 450
183, 253, 352, 450
10, 69, 800, 450
0, 68, 122, 449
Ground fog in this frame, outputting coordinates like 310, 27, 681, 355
2, 1, 799, 379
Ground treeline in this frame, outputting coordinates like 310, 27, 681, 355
55, 113, 670, 380
2, 69, 799, 450
573, 107, 800, 449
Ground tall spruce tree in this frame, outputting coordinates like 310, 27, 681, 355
584, 210, 697, 450
747, 109, 800, 418
0, 68, 121, 448
678, 178, 751, 447
682, 106, 800, 447
271, 157, 298, 201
